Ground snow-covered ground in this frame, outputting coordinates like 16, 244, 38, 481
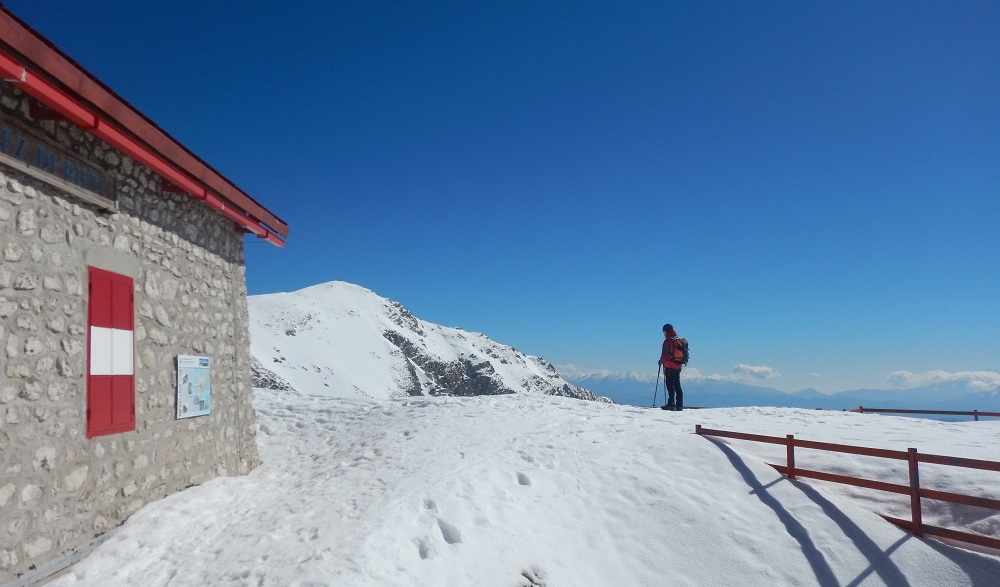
48, 390, 1000, 586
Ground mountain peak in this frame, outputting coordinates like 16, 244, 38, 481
249, 281, 603, 402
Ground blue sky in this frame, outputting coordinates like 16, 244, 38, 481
10, 1, 998, 393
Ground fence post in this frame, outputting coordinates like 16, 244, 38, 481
695, 424, 702, 435
974, 410, 979, 422
786, 434, 796, 480
908, 448, 923, 536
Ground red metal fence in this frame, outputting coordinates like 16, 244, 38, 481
695, 424, 1000, 552
850, 407, 1000, 421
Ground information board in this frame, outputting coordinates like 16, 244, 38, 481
176, 355, 211, 419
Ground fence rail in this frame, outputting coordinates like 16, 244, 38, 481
850, 407, 1000, 421
695, 425, 1000, 552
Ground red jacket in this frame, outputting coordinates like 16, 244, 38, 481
660, 329, 683, 370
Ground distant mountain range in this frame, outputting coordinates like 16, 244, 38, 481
564, 371, 1000, 414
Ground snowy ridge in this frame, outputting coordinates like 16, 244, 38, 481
248, 281, 602, 401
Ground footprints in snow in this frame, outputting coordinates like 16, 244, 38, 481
520, 566, 547, 587
414, 497, 462, 560
510, 449, 537, 485
413, 462, 534, 561
437, 518, 462, 545
517, 450, 535, 485
413, 518, 463, 560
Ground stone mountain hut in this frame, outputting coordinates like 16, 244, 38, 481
0, 7, 288, 584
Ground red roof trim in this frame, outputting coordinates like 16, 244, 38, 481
0, 7, 289, 242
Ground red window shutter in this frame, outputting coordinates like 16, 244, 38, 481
86, 267, 136, 438
89, 270, 113, 329
111, 274, 134, 330
87, 376, 113, 432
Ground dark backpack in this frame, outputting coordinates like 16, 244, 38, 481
670, 337, 689, 366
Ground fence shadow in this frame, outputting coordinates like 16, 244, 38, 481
705, 436, 911, 587
919, 533, 1000, 587
805, 478, 1000, 587
789, 482, 912, 587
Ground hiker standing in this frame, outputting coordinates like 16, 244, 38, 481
659, 324, 684, 411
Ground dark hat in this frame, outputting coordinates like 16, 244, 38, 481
662, 323, 673, 332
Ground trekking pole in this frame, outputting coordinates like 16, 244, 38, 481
652, 363, 661, 407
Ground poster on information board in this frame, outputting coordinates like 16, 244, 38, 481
176, 355, 211, 419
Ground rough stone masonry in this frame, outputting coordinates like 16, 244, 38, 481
0, 83, 260, 584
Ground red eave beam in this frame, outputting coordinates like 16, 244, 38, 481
0, 48, 285, 247
0, 8, 287, 239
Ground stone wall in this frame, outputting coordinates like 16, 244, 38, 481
0, 84, 261, 583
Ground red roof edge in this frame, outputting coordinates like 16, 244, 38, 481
0, 7, 289, 241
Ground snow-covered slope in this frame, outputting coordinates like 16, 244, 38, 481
46, 390, 1000, 586
248, 281, 601, 401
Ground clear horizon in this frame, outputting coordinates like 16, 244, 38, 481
554, 362, 1000, 395
10, 1, 998, 393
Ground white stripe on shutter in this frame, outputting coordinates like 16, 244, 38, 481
90, 327, 134, 376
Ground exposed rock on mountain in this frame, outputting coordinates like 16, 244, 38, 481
250, 356, 293, 392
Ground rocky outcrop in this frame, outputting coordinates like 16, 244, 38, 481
381, 330, 603, 401
250, 356, 294, 392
